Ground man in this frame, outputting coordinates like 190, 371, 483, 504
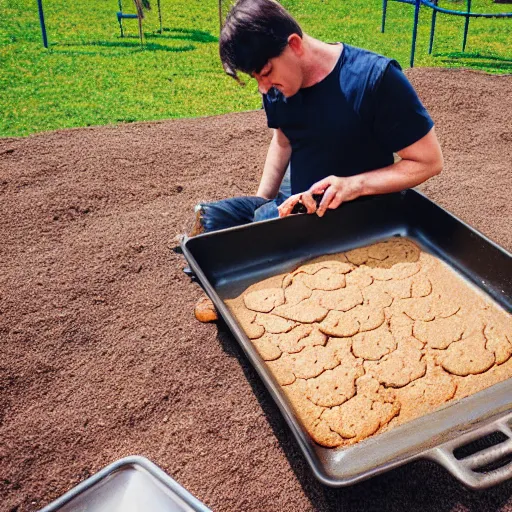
193, 0, 443, 321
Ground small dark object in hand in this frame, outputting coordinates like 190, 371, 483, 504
291, 193, 324, 214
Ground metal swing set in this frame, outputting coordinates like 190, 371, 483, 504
36, 0, 163, 48
381, 0, 512, 67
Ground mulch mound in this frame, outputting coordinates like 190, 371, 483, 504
1, 68, 511, 512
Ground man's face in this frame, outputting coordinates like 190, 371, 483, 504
252, 44, 303, 98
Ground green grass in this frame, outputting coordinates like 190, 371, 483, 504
1, 0, 511, 136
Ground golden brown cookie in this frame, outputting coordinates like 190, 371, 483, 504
411, 275, 432, 298
300, 327, 328, 350
283, 379, 343, 447
413, 315, 465, 349
362, 286, 393, 309
272, 324, 328, 354
289, 344, 341, 379
345, 266, 374, 288
306, 357, 364, 407
319, 310, 360, 337
394, 363, 457, 423
267, 353, 296, 385
315, 286, 363, 312
283, 278, 313, 306
255, 313, 296, 334
299, 268, 346, 291
244, 288, 285, 313
364, 341, 426, 388
273, 299, 329, 323
438, 331, 495, 376
369, 261, 421, 281
322, 374, 400, 442
352, 323, 397, 361
484, 322, 512, 365
354, 304, 386, 332
251, 334, 282, 361
236, 308, 265, 339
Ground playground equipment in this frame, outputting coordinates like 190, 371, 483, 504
117, 0, 160, 46
382, 0, 512, 67
36, 0, 163, 48
37, 0, 48, 48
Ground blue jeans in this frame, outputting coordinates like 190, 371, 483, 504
198, 166, 292, 233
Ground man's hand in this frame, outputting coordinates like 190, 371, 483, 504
278, 175, 362, 218
277, 191, 318, 217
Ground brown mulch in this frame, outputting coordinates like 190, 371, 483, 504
1, 68, 511, 512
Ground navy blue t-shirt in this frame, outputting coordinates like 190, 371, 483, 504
263, 44, 434, 195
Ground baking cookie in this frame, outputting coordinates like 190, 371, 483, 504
290, 344, 341, 380
229, 237, 512, 450
267, 353, 296, 385
367, 239, 420, 265
354, 305, 386, 332
413, 315, 464, 349
283, 278, 312, 306
455, 354, 512, 399
274, 325, 319, 354
431, 294, 460, 318
283, 379, 342, 447
352, 323, 397, 361
369, 261, 421, 281
394, 364, 457, 423
319, 305, 386, 338
300, 327, 328, 349
255, 313, 296, 334
374, 278, 413, 300
273, 299, 329, 323
306, 362, 364, 407
483, 322, 512, 365
438, 331, 495, 376
322, 374, 400, 441
244, 288, 285, 313
345, 267, 374, 288
299, 268, 346, 291
400, 297, 436, 321
411, 275, 432, 298
319, 310, 360, 337
362, 286, 393, 309
345, 246, 370, 266
315, 286, 363, 312
252, 334, 282, 361
364, 341, 426, 388
288, 260, 353, 278
236, 308, 265, 339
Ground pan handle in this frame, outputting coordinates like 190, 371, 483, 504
427, 413, 512, 489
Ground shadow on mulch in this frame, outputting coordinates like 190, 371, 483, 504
437, 52, 512, 73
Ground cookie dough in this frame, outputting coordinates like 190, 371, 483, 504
226, 238, 512, 448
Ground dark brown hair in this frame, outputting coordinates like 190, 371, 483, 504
219, 0, 303, 82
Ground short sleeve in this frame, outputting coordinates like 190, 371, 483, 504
371, 62, 434, 153
262, 91, 279, 129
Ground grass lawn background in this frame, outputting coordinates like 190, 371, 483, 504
1, 0, 511, 137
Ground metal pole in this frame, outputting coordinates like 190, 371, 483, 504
382, 0, 388, 33
37, 0, 48, 48
157, 0, 163, 34
219, 0, 223, 33
410, 0, 421, 67
428, 0, 438, 54
462, 0, 471, 52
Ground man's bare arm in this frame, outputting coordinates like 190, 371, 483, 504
279, 128, 443, 217
257, 128, 292, 199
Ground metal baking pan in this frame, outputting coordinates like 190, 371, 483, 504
39, 456, 211, 512
181, 189, 512, 489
